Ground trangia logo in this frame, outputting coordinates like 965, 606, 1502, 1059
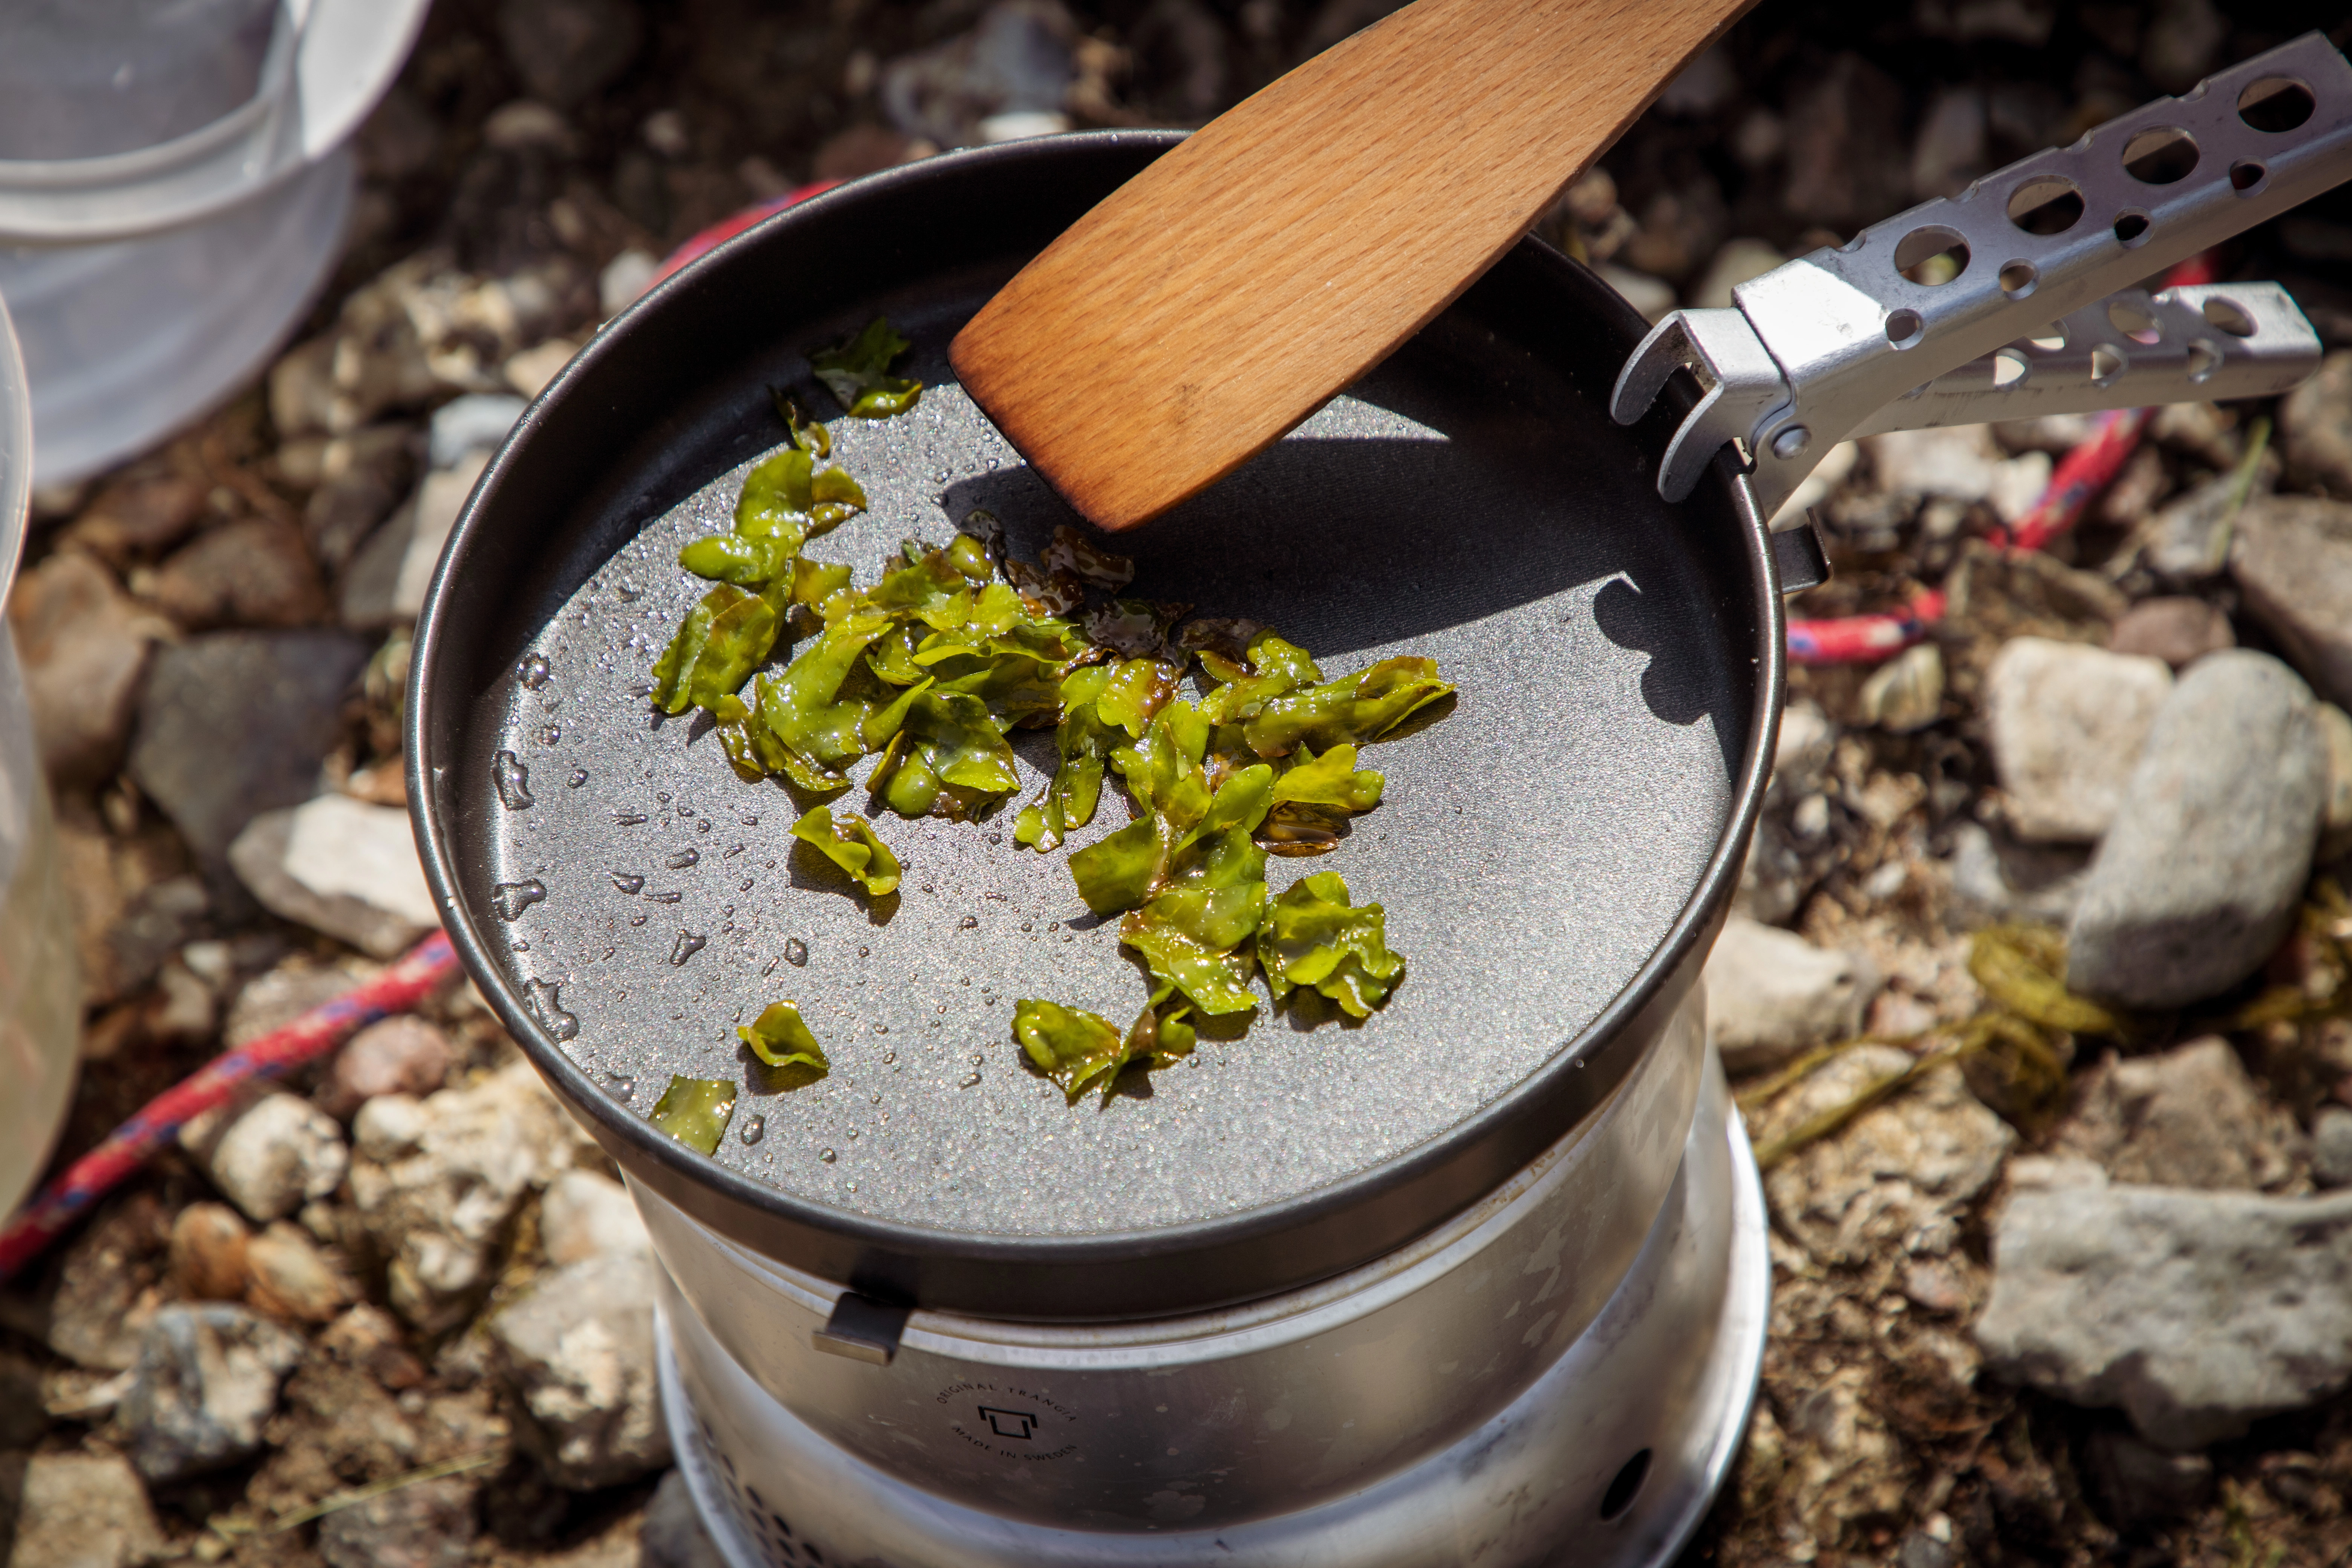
977, 1406, 1038, 1441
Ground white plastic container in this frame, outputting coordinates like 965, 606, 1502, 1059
0, 0, 430, 487
0, 290, 81, 1216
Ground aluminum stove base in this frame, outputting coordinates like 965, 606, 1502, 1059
656, 1057, 1768, 1568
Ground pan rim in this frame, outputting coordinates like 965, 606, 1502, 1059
407, 130, 1787, 1316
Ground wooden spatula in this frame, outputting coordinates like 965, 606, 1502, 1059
949, 0, 1750, 533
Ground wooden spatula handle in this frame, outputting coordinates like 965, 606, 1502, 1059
951, 0, 1753, 532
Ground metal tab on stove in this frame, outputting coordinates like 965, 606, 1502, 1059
1614, 30, 2352, 517
812, 1290, 910, 1366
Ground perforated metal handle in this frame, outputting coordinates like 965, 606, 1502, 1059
1614, 31, 2352, 515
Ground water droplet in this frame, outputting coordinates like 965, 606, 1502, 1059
534, 724, 562, 746
518, 653, 552, 689
1048, 922, 1060, 931
524, 978, 577, 1040
740, 814, 759, 827
960, 977, 970, 986
657, 792, 671, 803
882, 1051, 895, 1064
1020, 922, 1032, 932
873, 1023, 888, 1035
986, 833, 1001, 845
494, 752, 535, 810
936, 1004, 947, 1014
617, 584, 643, 602
610, 872, 645, 894
648, 891, 682, 904
922, 884, 935, 894
568, 769, 588, 788
858, 946, 870, 958
667, 848, 700, 870
606, 1072, 635, 1101
625, 681, 654, 697
959, 1073, 981, 1088
970, 1052, 983, 1065
739, 879, 753, 892
784, 939, 808, 966
958, 916, 977, 930
492, 879, 547, 919
677, 803, 695, 816
628, 914, 648, 926
512, 940, 530, 952
739, 1114, 765, 1145
670, 931, 708, 966
820, 1148, 837, 1163
611, 812, 648, 826
870, 1092, 882, 1103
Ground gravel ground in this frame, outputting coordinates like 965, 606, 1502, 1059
7, 2, 2352, 1565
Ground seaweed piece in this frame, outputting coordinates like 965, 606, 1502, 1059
790, 805, 903, 896
865, 690, 1021, 819
1243, 656, 1454, 758
1258, 871, 1404, 1018
649, 1076, 738, 1153
1012, 998, 1133, 1103
740, 1001, 830, 1075
1015, 665, 1115, 851
810, 317, 922, 418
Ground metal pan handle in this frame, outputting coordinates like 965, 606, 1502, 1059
1614, 31, 2352, 514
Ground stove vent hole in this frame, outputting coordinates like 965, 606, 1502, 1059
1600, 1447, 1653, 1521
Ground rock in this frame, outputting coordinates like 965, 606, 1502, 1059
2097, 444, 2171, 527
1909, 85, 1987, 200
1864, 426, 2051, 523
46, 1193, 173, 1372
2312, 1106, 2352, 1190
2282, 349, 2352, 497
2141, 0, 2225, 92
599, 249, 660, 317
58, 470, 208, 564
245, 1222, 352, 1323
181, 1089, 351, 1223
2105, 595, 2233, 669
2051, 1040, 2294, 1191
1981, 637, 2172, 842
2066, 651, 2328, 1008
118, 1303, 306, 1482
126, 631, 371, 866
1946, 823, 2089, 928
540, 1170, 650, 1265
880, 1, 1073, 149
1857, 642, 1944, 733
322, 1016, 454, 1119
2232, 495, 2352, 708
2321, 703, 2352, 862
169, 1202, 253, 1301
341, 450, 493, 631
1591, 262, 1674, 324
1781, 53, 1910, 227
5, 551, 171, 784
1945, 537, 2127, 639
0, 1453, 166, 1568
492, 1251, 671, 1488
2084, 1428, 2214, 1528
224, 955, 377, 1047
2144, 460, 2277, 585
1760, 1049, 2014, 1263
504, 338, 577, 398
1689, 239, 1783, 311
429, 394, 528, 469
1768, 439, 1857, 529
1656, 43, 1735, 117
1975, 1182, 2352, 1449
1739, 700, 1842, 924
150, 517, 331, 630
351, 1060, 591, 1331
642, 1468, 729, 1568
499, 0, 643, 107
1703, 915, 1881, 1075
317, 1476, 479, 1568
1621, 180, 1726, 285
302, 425, 420, 574
229, 795, 439, 958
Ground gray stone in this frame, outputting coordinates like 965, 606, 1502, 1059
1983, 637, 2172, 843
1864, 424, 2050, 521
2233, 495, 2352, 708
350, 1061, 593, 1331
318, 1476, 478, 1568
225, 955, 378, 1047
150, 517, 330, 631
300, 424, 419, 573
2312, 1106, 2352, 1190
1740, 700, 1842, 924
2051, 1039, 2293, 1191
492, 1252, 671, 1488
2321, 702, 2352, 862
1909, 84, 1987, 200
126, 631, 371, 866
1858, 642, 1944, 733
540, 1170, 650, 1265
321, 1016, 454, 1119
2139, 0, 2225, 91
2106, 596, 2233, 670
879, 0, 1073, 148
2084, 1428, 2213, 1528
179, 1089, 351, 1223
2066, 651, 2328, 1009
0, 1452, 166, 1568
118, 1303, 306, 1482
1976, 1183, 2352, 1449
498, 0, 643, 107
2282, 349, 2352, 498
642, 1469, 729, 1568
341, 450, 493, 631
428, 393, 527, 469
229, 795, 439, 958
1759, 1049, 2014, 1264
1781, 53, 1909, 228
1689, 238, 1783, 311
2144, 460, 2277, 586
45, 1195, 173, 1372
4, 551, 169, 785
1703, 915, 1881, 1075
1946, 823, 2088, 929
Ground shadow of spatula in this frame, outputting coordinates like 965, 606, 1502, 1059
948, 0, 1754, 533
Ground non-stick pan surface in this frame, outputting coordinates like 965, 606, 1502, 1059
411, 132, 1781, 1319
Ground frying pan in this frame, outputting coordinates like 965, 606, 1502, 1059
407, 130, 1779, 1323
